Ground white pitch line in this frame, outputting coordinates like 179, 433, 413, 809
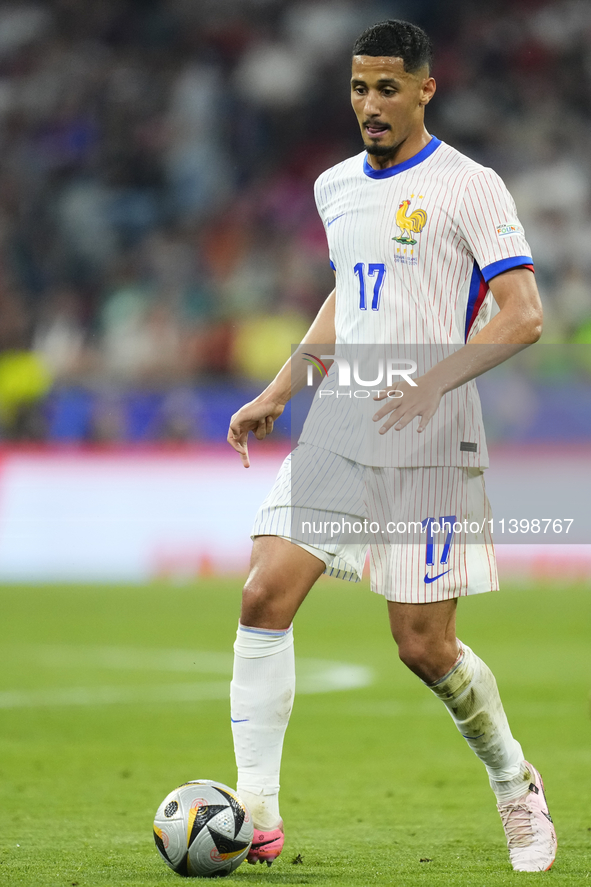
0, 682, 232, 709
341, 699, 583, 718
0, 646, 373, 709
2, 645, 234, 674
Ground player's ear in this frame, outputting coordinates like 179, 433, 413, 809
419, 76, 436, 106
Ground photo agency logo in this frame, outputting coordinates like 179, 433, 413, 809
304, 353, 418, 399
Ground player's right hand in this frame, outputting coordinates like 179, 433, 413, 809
227, 399, 285, 468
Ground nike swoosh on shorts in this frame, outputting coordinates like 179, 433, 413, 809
424, 569, 451, 584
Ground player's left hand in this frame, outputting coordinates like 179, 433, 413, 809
372, 377, 443, 434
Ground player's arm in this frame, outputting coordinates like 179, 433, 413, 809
467, 267, 543, 345
373, 267, 542, 433
228, 289, 336, 467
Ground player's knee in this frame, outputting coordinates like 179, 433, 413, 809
240, 576, 285, 629
395, 631, 458, 684
395, 632, 445, 681
396, 635, 429, 674
240, 579, 272, 626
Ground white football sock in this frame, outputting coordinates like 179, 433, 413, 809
428, 642, 528, 802
230, 622, 294, 830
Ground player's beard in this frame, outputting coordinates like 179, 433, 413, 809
362, 126, 399, 159
365, 141, 398, 158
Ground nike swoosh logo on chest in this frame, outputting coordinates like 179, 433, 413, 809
327, 212, 347, 227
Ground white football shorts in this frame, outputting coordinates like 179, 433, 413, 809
251, 443, 498, 603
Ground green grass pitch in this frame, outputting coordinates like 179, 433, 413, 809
0, 579, 589, 885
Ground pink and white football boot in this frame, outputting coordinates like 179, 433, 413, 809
246, 822, 285, 866
497, 761, 557, 872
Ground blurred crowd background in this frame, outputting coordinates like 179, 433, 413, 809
0, 0, 590, 443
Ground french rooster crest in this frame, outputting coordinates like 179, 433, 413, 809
393, 199, 428, 245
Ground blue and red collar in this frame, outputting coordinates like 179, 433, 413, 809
363, 136, 441, 179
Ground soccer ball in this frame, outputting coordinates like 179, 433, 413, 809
153, 780, 253, 878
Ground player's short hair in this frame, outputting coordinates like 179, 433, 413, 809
352, 20, 433, 74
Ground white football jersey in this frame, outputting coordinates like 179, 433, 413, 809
298, 136, 533, 467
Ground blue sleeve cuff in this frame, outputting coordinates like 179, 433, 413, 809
481, 255, 534, 282
330, 260, 336, 272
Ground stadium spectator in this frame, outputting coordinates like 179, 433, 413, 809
0, 0, 588, 440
